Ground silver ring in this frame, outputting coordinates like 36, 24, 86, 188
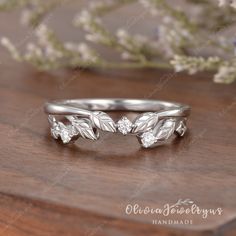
44, 98, 191, 148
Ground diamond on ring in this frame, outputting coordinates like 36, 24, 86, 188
117, 116, 132, 135
140, 131, 156, 148
45, 99, 191, 149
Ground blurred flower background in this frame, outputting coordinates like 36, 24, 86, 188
1, 0, 236, 83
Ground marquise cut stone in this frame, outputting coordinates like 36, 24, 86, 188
117, 116, 132, 135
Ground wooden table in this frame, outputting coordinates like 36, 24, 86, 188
0, 8, 236, 236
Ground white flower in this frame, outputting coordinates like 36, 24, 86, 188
139, 0, 158, 15
35, 24, 50, 47
214, 65, 236, 83
77, 43, 97, 62
74, 10, 102, 35
25, 43, 43, 59
79, 10, 92, 23
218, 0, 228, 7
1, 37, 20, 60
1, 37, 12, 48
116, 29, 128, 39
35, 24, 48, 38
85, 33, 103, 43
231, 0, 236, 8
64, 42, 77, 51
65, 42, 97, 62
121, 51, 132, 60
74, 10, 94, 26
171, 55, 207, 74
174, 64, 184, 72
45, 46, 63, 60
116, 29, 130, 48
218, 0, 236, 8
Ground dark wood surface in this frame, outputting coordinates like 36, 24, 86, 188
1, 8, 236, 236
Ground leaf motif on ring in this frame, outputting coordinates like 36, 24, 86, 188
131, 112, 158, 133
90, 111, 116, 132
67, 116, 99, 140
155, 119, 176, 141
48, 115, 57, 125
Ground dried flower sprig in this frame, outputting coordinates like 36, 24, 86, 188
1, 0, 236, 83
170, 55, 223, 74
218, 0, 236, 8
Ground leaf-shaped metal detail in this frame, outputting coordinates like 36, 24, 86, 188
132, 112, 158, 133
50, 124, 60, 139
67, 116, 98, 140
49, 115, 61, 139
175, 120, 187, 136
90, 111, 116, 132
48, 115, 57, 125
155, 119, 176, 141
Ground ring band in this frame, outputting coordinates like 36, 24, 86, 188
44, 99, 191, 148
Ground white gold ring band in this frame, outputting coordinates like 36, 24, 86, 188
44, 99, 191, 148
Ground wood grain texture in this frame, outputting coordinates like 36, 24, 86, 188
0, 8, 236, 236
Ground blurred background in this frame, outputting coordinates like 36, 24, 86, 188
0, 1, 236, 236
1, 0, 236, 83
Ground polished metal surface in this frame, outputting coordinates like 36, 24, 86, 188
45, 98, 190, 117
44, 98, 191, 148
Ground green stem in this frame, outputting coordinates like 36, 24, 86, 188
77, 61, 172, 70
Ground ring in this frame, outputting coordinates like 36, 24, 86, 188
44, 99, 191, 148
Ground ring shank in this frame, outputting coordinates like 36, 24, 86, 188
44, 99, 191, 118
